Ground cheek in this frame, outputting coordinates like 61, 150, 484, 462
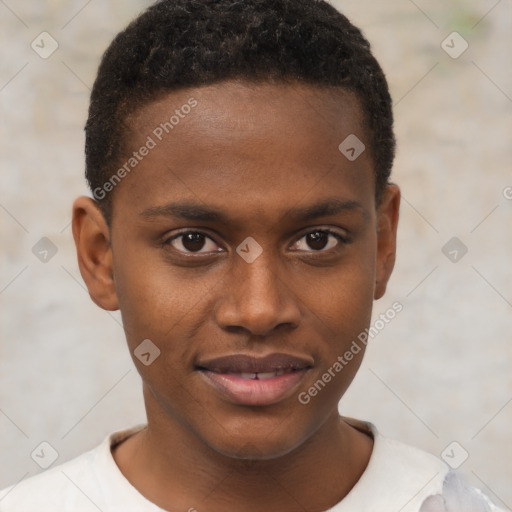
310, 240, 376, 332
301, 240, 376, 399
112, 248, 212, 349
309, 270, 373, 376
299, 265, 374, 409
113, 256, 215, 397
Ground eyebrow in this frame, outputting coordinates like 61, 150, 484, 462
140, 198, 368, 223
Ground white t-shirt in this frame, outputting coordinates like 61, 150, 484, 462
0, 419, 503, 512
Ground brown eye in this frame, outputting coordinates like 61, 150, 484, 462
181, 233, 206, 252
306, 231, 329, 250
292, 229, 347, 252
165, 232, 222, 254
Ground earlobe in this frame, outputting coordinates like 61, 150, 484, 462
374, 184, 400, 300
72, 196, 119, 311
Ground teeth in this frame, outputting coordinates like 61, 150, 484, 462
234, 370, 288, 380
257, 371, 278, 380
240, 373, 258, 379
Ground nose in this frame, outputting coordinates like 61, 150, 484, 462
214, 251, 302, 337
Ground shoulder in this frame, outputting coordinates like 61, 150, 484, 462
0, 425, 148, 512
344, 419, 449, 510
0, 445, 102, 512
336, 418, 504, 512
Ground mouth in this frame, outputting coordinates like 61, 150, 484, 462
196, 353, 313, 406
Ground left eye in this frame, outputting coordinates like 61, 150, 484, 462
292, 230, 346, 252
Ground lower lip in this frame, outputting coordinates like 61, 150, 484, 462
199, 369, 309, 406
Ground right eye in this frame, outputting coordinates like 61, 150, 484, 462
163, 231, 224, 255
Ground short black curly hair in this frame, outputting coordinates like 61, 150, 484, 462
85, 0, 395, 223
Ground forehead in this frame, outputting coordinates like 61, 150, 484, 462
112, 80, 374, 225
130, 80, 365, 150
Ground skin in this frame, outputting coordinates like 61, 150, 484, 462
72, 80, 400, 512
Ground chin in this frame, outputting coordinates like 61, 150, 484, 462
211, 438, 299, 462
199, 419, 307, 462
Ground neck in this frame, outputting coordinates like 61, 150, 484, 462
113, 404, 373, 512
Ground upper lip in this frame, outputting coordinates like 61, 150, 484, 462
196, 353, 314, 374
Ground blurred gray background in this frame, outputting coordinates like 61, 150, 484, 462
1, 0, 511, 507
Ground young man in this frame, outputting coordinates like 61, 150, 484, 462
0, 1, 503, 510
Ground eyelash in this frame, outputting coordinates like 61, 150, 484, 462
162, 228, 350, 256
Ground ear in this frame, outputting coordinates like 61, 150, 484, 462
72, 196, 119, 311
374, 184, 400, 300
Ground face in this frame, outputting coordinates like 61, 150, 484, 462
73, 80, 399, 460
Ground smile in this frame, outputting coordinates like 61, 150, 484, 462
196, 353, 313, 406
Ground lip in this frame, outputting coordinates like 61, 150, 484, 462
196, 353, 314, 374
196, 352, 313, 406
199, 368, 310, 406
